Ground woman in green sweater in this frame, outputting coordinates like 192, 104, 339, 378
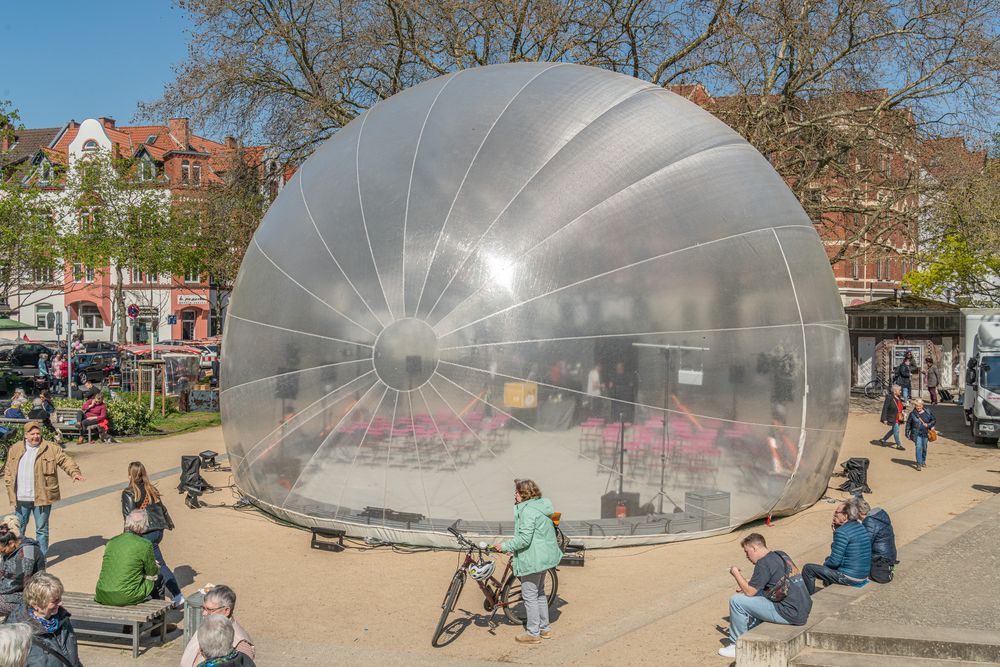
493, 479, 563, 644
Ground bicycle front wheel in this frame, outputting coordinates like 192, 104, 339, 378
501, 568, 559, 625
864, 380, 881, 400
432, 572, 465, 647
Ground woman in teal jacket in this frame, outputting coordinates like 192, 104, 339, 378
493, 479, 562, 644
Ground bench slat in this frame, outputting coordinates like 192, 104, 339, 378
61, 593, 172, 623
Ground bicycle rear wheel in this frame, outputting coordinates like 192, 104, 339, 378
500, 568, 559, 625
432, 572, 465, 647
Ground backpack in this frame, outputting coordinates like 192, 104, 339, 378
870, 555, 896, 583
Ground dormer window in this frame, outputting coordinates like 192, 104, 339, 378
138, 158, 156, 182
82, 139, 99, 151
40, 160, 52, 182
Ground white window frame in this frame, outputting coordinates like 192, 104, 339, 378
80, 304, 103, 330
35, 304, 53, 330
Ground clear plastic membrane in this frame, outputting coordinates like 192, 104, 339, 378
222, 63, 848, 547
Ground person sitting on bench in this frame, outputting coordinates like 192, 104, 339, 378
0, 515, 46, 616
80, 393, 113, 444
95, 510, 161, 606
2, 404, 25, 421
194, 615, 257, 667
3, 572, 81, 666
802, 500, 872, 594
181, 585, 255, 667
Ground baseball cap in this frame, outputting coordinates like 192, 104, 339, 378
23, 421, 42, 433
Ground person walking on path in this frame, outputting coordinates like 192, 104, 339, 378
3, 572, 82, 667
905, 399, 936, 471
493, 479, 563, 645
875, 385, 905, 450
718, 533, 811, 659
801, 501, 871, 594
121, 462, 183, 607
924, 358, 941, 404
2, 421, 85, 557
894, 352, 913, 401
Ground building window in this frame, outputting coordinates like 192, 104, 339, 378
82, 139, 99, 151
191, 162, 201, 186
35, 304, 53, 330
80, 304, 103, 329
138, 159, 156, 182
181, 160, 190, 185
72, 263, 83, 282
86, 266, 95, 282
32, 267, 54, 284
40, 161, 52, 182
874, 259, 881, 280
184, 267, 200, 283
131, 268, 145, 283
851, 259, 859, 280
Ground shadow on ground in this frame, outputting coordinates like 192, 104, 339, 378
47, 535, 106, 566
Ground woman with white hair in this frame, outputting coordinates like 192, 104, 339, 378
0, 622, 31, 667
195, 615, 257, 666
181, 585, 255, 667
3, 573, 81, 666
0, 515, 45, 615
95, 510, 161, 606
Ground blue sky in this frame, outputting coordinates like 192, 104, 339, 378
0, 2, 192, 129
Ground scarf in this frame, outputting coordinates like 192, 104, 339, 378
197, 649, 240, 667
28, 607, 60, 633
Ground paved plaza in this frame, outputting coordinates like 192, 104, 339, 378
17, 401, 999, 665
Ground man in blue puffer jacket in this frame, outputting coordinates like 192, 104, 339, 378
802, 499, 872, 594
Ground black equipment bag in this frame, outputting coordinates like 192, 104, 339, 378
837, 457, 871, 494
178, 455, 210, 494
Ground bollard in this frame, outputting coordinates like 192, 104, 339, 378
183, 591, 206, 644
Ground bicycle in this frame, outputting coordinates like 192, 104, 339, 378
863, 372, 890, 399
432, 520, 559, 647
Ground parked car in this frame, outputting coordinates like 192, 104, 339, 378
79, 340, 120, 353
4, 343, 56, 370
71, 351, 120, 384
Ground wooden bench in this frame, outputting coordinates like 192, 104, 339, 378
52, 409, 101, 443
60, 591, 173, 658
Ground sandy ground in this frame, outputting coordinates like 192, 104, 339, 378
16, 399, 999, 666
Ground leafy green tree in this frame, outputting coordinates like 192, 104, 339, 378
904, 154, 1000, 305
0, 180, 66, 318
62, 150, 196, 342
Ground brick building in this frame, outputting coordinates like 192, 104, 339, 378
1, 116, 279, 344
667, 84, 951, 307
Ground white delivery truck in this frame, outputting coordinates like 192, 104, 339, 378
961, 308, 1000, 445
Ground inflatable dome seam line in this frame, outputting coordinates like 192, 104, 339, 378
411, 62, 568, 319
297, 168, 387, 330
227, 313, 374, 348
252, 237, 378, 338
353, 108, 395, 321
436, 223, 811, 340
420, 83, 672, 324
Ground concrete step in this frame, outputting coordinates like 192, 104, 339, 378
807, 619, 1000, 663
792, 648, 998, 667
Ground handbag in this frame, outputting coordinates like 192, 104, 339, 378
927, 427, 938, 442
762, 551, 801, 603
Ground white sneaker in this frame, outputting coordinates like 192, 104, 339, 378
718, 643, 736, 658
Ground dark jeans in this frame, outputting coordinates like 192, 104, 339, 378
142, 530, 181, 598
801, 563, 867, 595
929, 386, 939, 404
80, 418, 108, 439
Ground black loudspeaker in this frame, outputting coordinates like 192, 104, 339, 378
600, 491, 640, 519
837, 457, 871, 494
178, 455, 210, 494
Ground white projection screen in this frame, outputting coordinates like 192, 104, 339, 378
221, 63, 849, 547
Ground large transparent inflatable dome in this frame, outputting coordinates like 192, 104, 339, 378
222, 63, 848, 547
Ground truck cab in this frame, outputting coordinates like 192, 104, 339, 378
962, 312, 1000, 445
